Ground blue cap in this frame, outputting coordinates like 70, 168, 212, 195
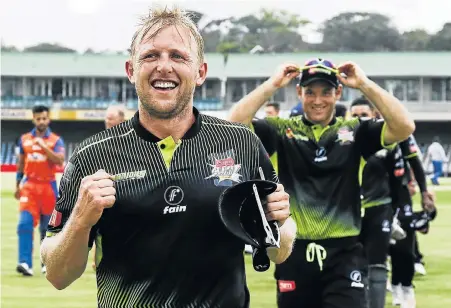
290, 102, 303, 118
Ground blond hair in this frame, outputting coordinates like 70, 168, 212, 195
129, 5, 204, 64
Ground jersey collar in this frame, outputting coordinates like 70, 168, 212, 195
31, 128, 51, 138
132, 107, 202, 143
301, 116, 337, 127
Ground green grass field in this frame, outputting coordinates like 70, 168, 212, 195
1, 174, 451, 308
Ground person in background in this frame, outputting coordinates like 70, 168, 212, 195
264, 102, 280, 117
425, 136, 448, 185
104, 104, 126, 129
15, 105, 65, 276
335, 103, 348, 118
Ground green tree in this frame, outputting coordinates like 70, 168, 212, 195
24, 43, 76, 53
428, 23, 451, 50
319, 12, 402, 51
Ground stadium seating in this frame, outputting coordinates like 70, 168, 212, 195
194, 98, 223, 110
1, 96, 53, 109
60, 99, 121, 110
1, 142, 16, 165
0, 141, 79, 166
1, 96, 224, 111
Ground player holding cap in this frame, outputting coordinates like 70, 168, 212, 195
40, 6, 296, 308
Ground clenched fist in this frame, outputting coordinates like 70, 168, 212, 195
74, 169, 115, 229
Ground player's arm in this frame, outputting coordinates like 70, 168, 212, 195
337, 62, 415, 145
401, 137, 427, 193
355, 118, 398, 160
37, 137, 65, 165
267, 217, 297, 264
41, 153, 115, 290
15, 137, 25, 199
357, 80, 414, 144
40, 155, 91, 289
400, 137, 435, 211
227, 63, 300, 125
253, 139, 296, 264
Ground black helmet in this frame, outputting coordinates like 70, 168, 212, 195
218, 179, 280, 272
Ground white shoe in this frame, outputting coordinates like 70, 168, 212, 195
41, 265, 47, 274
392, 284, 403, 306
16, 263, 33, 276
244, 245, 253, 254
401, 286, 416, 308
414, 263, 426, 276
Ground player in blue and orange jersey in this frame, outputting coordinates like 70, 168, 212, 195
15, 105, 65, 276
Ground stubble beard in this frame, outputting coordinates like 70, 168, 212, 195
137, 81, 195, 120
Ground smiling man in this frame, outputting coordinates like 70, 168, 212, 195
40, 6, 296, 308
228, 58, 415, 308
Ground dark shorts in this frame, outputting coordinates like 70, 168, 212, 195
359, 204, 393, 265
274, 237, 367, 308
390, 192, 416, 286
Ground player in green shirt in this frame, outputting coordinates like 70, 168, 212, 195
228, 59, 415, 307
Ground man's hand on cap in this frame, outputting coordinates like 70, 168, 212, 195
270, 63, 300, 89
336, 61, 369, 89
265, 184, 290, 226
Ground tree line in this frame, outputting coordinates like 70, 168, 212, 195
2, 10, 450, 54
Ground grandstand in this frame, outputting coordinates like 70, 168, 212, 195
1, 51, 451, 174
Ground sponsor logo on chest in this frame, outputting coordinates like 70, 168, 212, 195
113, 170, 147, 181
163, 186, 187, 215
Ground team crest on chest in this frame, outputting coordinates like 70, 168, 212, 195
285, 128, 308, 141
336, 126, 354, 145
205, 149, 242, 187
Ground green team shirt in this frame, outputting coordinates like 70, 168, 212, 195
252, 115, 395, 240
46, 108, 277, 308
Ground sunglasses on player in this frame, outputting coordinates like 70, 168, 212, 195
300, 58, 339, 74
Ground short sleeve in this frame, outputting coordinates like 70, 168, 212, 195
46, 152, 97, 248
355, 118, 397, 160
53, 137, 66, 154
399, 136, 418, 160
251, 118, 279, 156
253, 138, 279, 184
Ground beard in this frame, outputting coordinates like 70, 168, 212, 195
137, 81, 195, 120
36, 125, 47, 132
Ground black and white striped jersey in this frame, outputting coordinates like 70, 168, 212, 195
46, 107, 277, 308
